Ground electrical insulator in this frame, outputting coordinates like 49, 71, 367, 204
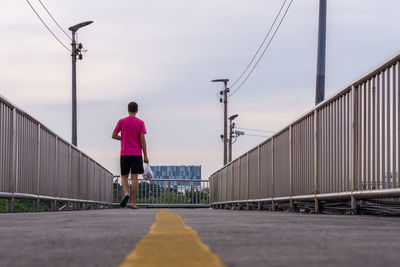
219, 99, 222, 103
78, 43, 83, 49
220, 91, 223, 95
78, 54, 83, 60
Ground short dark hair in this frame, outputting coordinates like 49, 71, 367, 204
128, 102, 138, 113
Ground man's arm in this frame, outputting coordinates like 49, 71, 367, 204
112, 131, 121, 141
140, 133, 149, 163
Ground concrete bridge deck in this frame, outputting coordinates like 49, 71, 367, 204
0, 209, 399, 267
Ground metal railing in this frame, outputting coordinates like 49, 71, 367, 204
113, 177, 210, 207
0, 95, 114, 211
210, 53, 400, 212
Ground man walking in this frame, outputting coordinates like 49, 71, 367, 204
112, 102, 149, 208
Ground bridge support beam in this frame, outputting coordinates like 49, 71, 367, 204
33, 199, 40, 212
7, 198, 14, 212
314, 198, 320, 213
351, 196, 358, 214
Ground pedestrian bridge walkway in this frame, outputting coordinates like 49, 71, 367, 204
0, 208, 399, 267
2, 45, 400, 267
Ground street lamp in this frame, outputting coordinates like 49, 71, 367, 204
228, 114, 238, 162
211, 79, 229, 165
68, 21, 93, 147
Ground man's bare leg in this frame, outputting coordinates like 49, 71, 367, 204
121, 174, 129, 197
131, 174, 138, 207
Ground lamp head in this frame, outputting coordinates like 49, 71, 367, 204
211, 79, 229, 85
229, 114, 239, 120
235, 130, 245, 136
69, 21, 94, 32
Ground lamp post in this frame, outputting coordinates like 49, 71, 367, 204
228, 114, 238, 162
211, 79, 229, 165
315, 0, 327, 105
68, 21, 93, 147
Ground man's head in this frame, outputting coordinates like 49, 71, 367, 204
128, 102, 138, 114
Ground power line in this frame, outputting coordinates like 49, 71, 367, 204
230, 0, 293, 97
38, 0, 72, 41
26, 0, 71, 53
229, 0, 288, 89
236, 127, 276, 133
229, 0, 294, 97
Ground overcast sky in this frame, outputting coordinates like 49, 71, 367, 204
1, 0, 400, 179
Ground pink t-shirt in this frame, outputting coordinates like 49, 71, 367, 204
114, 116, 147, 156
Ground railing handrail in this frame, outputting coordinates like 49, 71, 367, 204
113, 176, 208, 183
142, 179, 208, 182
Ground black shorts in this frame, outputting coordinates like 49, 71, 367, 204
120, 155, 144, 175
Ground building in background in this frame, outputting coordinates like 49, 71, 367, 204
150, 165, 201, 187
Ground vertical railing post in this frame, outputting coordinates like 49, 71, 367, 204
68, 145, 72, 210
209, 180, 214, 208
168, 180, 170, 205
238, 157, 241, 209
217, 173, 220, 205
257, 146, 261, 211
7, 108, 17, 212
351, 85, 359, 212
246, 152, 249, 210
196, 181, 199, 205
86, 155, 90, 209
94, 165, 98, 209
54, 136, 59, 211
313, 109, 320, 213
232, 164, 234, 208
225, 168, 227, 206
76, 152, 81, 210
271, 137, 275, 211
51, 134, 57, 214
80, 152, 85, 210
289, 126, 293, 210
34, 124, 41, 211
209, 176, 212, 205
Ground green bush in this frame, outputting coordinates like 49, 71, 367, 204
13, 200, 32, 212
0, 199, 6, 212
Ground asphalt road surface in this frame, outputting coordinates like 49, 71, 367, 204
1, 208, 399, 267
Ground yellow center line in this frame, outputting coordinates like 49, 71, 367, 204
119, 209, 226, 267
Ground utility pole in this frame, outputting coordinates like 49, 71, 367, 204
68, 21, 93, 147
228, 114, 239, 162
315, 0, 327, 105
211, 79, 229, 165
71, 31, 78, 147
